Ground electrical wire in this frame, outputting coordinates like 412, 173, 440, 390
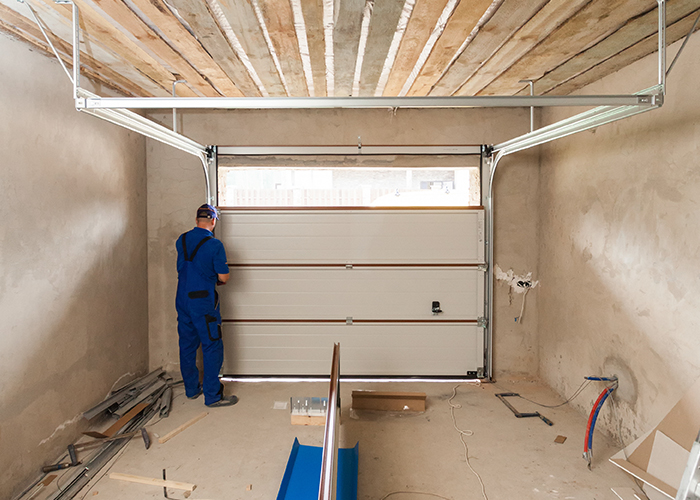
517, 287, 529, 323
380, 492, 453, 500
500, 379, 592, 409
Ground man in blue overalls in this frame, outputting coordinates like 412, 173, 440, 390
176, 204, 238, 407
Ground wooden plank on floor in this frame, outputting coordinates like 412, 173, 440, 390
257, 0, 307, 96
357, 0, 405, 96
125, 0, 243, 96
476, 0, 658, 96
381, 0, 449, 96
168, 0, 261, 96
214, 0, 286, 96
454, 0, 591, 96
109, 473, 196, 492
299, 0, 327, 96
334, 0, 365, 97
158, 411, 208, 444
2, 0, 163, 96
406, 0, 493, 96
87, 0, 220, 97
548, 11, 700, 96
430, 0, 549, 96
524, 1, 700, 97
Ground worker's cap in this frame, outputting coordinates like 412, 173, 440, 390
196, 203, 219, 220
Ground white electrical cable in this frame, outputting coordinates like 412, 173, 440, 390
517, 286, 529, 323
448, 383, 488, 500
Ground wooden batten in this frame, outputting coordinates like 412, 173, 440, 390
214, 0, 286, 96
128, 0, 243, 97
430, 0, 548, 97
475, 0, 656, 96
407, 0, 493, 96
454, 0, 590, 96
549, 12, 700, 96
257, 0, 308, 96
382, 0, 448, 97
357, 0, 405, 96
299, 0, 327, 97
333, 0, 365, 97
525, 2, 700, 97
168, 0, 262, 96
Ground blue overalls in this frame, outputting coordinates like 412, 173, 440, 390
175, 227, 229, 406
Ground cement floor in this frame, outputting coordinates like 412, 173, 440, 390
54, 379, 641, 500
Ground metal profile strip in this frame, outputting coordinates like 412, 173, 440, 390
80, 95, 657, 110
319, 343, 340, 500
217, 145, 482, 155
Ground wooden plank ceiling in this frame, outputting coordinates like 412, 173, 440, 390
1, 0, 699, 99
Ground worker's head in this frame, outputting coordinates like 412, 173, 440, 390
196, 203, 219, 229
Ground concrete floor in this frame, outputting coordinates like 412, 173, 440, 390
43, 379, 641, 500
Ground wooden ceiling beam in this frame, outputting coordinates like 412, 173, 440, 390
522, 1, 700, 97
430, 0, 549, 96
406, 0, 493, 96
127, 0, 242, 97
298, 0, 327, 97
88, 0, 221, 97
548, 10, 700, 96
167, 0, 261, 96
214, 0, 286, 96
476, 0, 658, 96
454, 0, 591, 96
381, 0, 448, 97
357, 0, 404, 96
333, 0, 365, 97
257, 0, 307, 96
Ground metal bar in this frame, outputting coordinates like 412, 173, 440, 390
199, 152, 213, 204
23, 1, 74, 84
81, 95, 657, 110
221, 376, 482, 383
659, 0, 667, 93
319, 343, 340, 500
666, 9, 700, 77
217, 145, 482, 155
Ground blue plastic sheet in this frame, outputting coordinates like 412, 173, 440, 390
276, 438, 359, 500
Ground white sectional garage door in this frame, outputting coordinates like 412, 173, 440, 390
217, 209, 485, 376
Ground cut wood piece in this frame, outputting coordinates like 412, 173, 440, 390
168, 0, 261, 96
291, 414, 326, 426
407, 0, 493, 96
49, 0, 187, 95
548, 9, 700, 96
431, 0, 548, 96
333, 0, 366, 96
86, 0, 219, 96
0, 0, 159, 96
257, 0, 307, 96
525, 1, 700, 97
109, 472, 196, 492
454, 0, 590, 96
554, 435, 567, 444
299, 0, 327, 96
476, 0, 657, 96
352, 390, 426, 411
158, 411, 208, 444
214, 0, 285, 96
127, 0, 242, 96
382, 0, 449, 96
357, 0, 405, 96
83, 402, 149, 439
611, 487, 643, 500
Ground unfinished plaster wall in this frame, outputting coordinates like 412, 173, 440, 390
0, 34, 149, 497
538, 34, 700, 444
146, 108, 539, 378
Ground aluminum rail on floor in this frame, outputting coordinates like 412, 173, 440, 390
319, 343, 341, 500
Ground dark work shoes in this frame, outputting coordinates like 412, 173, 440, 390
187, 387, 203, 399
207, 395, 239, 407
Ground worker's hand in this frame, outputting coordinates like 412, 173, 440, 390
217, 279, 226, 286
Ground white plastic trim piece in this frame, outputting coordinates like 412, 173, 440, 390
207, 0, 268, 97
374, 0, 416, 97
290, 0, 315, 96
352, 0, 374, 97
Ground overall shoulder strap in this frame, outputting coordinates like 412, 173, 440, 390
181, 233, 190, 262
188, 236, 214, 262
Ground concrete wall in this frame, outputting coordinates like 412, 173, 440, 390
0, 34, 149, 497
146, 108, 540, 378
538, 35, 700, 444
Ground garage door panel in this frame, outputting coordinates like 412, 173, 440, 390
222, 323, 482, 376
219, 210, 485, 264
221, 267, 484, 320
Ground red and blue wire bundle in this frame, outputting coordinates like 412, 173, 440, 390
583, 377, 618, 467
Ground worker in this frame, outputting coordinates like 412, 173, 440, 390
175, 204, 238, 407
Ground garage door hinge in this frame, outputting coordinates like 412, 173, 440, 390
346, 317, 353, 325
345, 264, 353, 269
477, 264, 488, 272
477, 317, 488, 328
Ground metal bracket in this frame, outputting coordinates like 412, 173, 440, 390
477, 317, 488, 328
477, 264, 488, 272
75, 98, 86, 109
346, 317, 353, 325
496, 393, 553, 426
345, 264, 353, 269
476, 367, 485, 378
205, 145, 216, 161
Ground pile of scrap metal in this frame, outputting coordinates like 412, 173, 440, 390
17, 368, 176, 500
